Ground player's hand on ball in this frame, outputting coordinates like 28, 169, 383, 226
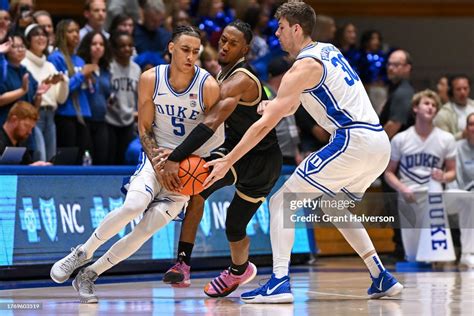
161, 160, 182, 192
152, 148, 171, 172
257, 100, 271, 115
203, 157, 231, 189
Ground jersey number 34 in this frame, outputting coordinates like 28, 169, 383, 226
331, 53, 359, 86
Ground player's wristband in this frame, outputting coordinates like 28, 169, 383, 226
168, 123, 215, 162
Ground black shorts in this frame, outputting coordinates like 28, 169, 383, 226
200, 144, 283, 200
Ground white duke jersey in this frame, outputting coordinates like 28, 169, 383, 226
298, 42, 380, 134
391, 126, 456, 191
151, 65, 224, 157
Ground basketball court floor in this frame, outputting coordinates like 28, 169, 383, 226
1, 257, 473, 315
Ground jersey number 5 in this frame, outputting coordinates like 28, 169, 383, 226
171, 117, 185, 136
331, 53, 359, 86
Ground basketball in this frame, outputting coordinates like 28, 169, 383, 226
178, 155, 209, 195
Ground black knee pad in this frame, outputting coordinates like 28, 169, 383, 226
225, 193, 263, 242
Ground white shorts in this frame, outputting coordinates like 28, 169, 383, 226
127, 153, 189, 219
289, 126, 390, 200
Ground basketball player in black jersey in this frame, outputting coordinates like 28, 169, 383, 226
153, 20, 283, 297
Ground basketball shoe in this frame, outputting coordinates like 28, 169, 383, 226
204, 262, 257, 297
163, 261, 191, 287
240, 274, 293, 303
50, 244, 92, 283
72, 268, 98, 304
367, 270, 403, 299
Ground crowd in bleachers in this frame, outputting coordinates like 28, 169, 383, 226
0, 0, 471, 168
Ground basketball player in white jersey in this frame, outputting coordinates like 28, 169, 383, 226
384, 90, 456, 261
204, 2, 403, 303
49, 26, 223, 303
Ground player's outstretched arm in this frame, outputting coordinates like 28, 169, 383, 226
138, 68, 159, 163
203, 58, 322, 188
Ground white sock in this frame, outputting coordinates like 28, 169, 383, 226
364, 253, 385, 278
81, 232, 105, 259
88, 205, 172, 276
270, 184, 295, 279
322, 203, 384, 278
88, 250, 121, 276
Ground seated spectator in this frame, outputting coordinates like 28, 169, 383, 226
0, 100, 50, 165
133, 0, 170, 54
77, 31, 111, 165
106, 32, 140, 165
384, 90, 456, 262
22, 24, 69, 161
334, 22, 360, 72
33, 10, 55, 52
48, 20, 96, 160
434, 74, 474, 140
80, 0, 109, 42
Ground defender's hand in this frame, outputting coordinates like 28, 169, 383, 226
203, 157, 230, 189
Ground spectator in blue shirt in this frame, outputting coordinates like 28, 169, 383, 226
133, 1, 170, 55
48, 19, 97, 160
0, 33, 43, 124
77, 31, 112, 165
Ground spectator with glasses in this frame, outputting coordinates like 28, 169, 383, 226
22, 24, 69, 161
380, 49, 415, 140
0, 32, 49, 125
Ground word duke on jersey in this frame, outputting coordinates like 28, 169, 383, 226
152, 65, 224, 157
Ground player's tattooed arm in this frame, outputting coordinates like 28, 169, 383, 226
140, 129, 159, 161
137, 68, 159, 163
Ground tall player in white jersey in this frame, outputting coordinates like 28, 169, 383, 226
384, 90, 456, 261
204, 2, 403, 303
50, 26, 223, 304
